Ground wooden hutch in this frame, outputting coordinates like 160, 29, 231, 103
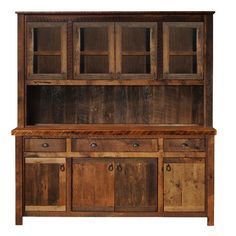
12, 11, 216, 225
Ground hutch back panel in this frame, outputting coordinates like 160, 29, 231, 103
12, 11, 216, 225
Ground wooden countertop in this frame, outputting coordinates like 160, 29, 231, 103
12, 125, 217, 136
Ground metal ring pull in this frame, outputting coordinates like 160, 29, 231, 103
42, 143, 49, 148
117, 163, 122, 172
166, 164, 171, 172
60, 164, 65, 172
108, 163, 113, 172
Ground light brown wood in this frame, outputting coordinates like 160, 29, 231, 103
158, 138, 164, 212
164, 161, 205, 212
25, 206, 66, 211
25, 157, 66, 164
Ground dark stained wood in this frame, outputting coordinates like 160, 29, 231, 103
24, 158, 66, 210
72, 138, 158, 152
72, 158, 114, 211
24, 138, 66, 152
207, 136, 214, 226
164, 138, 205, 152
204, 15, 213, 127
18, 14, 25, 127
16, 137, 23, 225
115, 158, 157, 211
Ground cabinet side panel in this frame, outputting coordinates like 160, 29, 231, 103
204, 15, 213, 126
18, 14, 25, 127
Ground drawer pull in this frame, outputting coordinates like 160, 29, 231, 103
132, 143, 140, 148
107, 163, 114, 172
166, 164, 171, 172
117, 163, 122, 172
60, 164, 65, 172
181, 143, 188, 148
90, 143, 97, 148
42, 143, 49, 148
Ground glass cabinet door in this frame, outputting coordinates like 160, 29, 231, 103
26, 22, 67, 79
115, 23, 157, 79
163, 22, 203, 79
73, 22, 115, 79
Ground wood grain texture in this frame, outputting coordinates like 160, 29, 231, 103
16, 137, 23, 225
115, 158, 157, 211
164, 160, 205, 212
12, 126, 216, 136
71, 138, 158, 152
207, 136, 214, 225
72, 158, 114, 211
24, 158, 66, 210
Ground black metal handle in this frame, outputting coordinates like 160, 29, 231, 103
42, 143, 49, 148
108, 163, 113, 172
181, 143, 188, 148
117, 163, 122, 172
166, 164, 171, 172
60, 164, 65, 172
132, 143, 140, 148
90, 143, 97, 148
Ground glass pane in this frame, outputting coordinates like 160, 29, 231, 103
122, 56, 150, 74
34, 27, 61, 52
80, 28, 108, 51
122, 28, 150, 51
169, 27, 197, 51
80, 56, 108, 73
169, 55, 197, 74
33, 56, 61, 74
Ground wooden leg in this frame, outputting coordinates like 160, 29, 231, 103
207, 136, 214, 226
16, 137, 23, 225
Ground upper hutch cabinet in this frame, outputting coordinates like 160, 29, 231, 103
115, 22, 157, 79
163, 22, 203, 79
26, 22, 67, 79
73, 23, 115, 79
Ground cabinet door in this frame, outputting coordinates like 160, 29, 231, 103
24, 158, 66, 211
116, 23, 157, 79
72, 158, 114, 211
73, 23, 115, 79
164, 158, 205, 212
163, 22, 203, 79
115, 158, 157, 211
26, 22, 67, 79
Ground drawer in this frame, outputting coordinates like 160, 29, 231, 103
24, 138, 66, 152
164, 138, 205, 152
72, 139, 158, 152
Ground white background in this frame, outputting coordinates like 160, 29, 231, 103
0, 0, 234, 235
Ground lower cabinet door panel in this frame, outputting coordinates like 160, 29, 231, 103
115, 158, 158, 212
164, 159, 205, 212
24, 158, 66, 211
72, 158, 115, 211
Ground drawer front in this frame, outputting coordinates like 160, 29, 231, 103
164, 138, 205, 152
72, 139, 158, 152
25, 138, 66, 152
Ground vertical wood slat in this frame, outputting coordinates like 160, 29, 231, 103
204, 15, 213, 127
115, 24, 122, 77
158, 138, 164, 212
73, 24, 80, 79
197, 23, 204, 77
207, 135, 214, 226
67, 21, 73, 80
66, 158, 72, 212
61, 24, 67, 77
18, 14, 25, 127
163, 23, 169, 75
157, 22, 163, 79
108, 23, 115, 76
16, 137, 23, 225
150, 24, 157, 78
